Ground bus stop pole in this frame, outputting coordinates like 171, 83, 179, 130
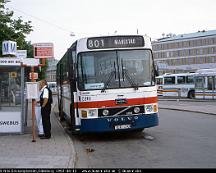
31, 66, 36, 142
31, 58, 46, 142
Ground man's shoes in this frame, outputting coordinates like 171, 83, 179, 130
38, 134, 44, 137
40, 136, 51, 139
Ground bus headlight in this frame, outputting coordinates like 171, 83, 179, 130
88, 109, 98, 118
144, 104, 158, 114
102, 109, 109, 116
81, 109, 98, 118
134, 107, 140, 114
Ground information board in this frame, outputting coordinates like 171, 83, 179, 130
33, 43, 54, 58
26, 82, 39, 99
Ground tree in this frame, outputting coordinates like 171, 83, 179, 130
0, 0, 47, 81
0, 0, 33, 55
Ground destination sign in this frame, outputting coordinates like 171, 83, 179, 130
87, 36, 144, 49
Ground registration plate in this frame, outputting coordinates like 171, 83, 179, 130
114, 124, 131, 130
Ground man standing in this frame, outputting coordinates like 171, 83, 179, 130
39, 79, 52, 139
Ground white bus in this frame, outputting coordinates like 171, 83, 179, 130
159, 73, 196, 99
156, 75, 164, 96
56, 35, 159, 134
195, 68, 216, 99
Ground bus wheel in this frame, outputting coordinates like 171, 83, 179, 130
188, 90, 195, 99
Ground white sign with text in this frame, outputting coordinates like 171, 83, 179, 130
0, 112, 21, 133
26, 82, 39, 99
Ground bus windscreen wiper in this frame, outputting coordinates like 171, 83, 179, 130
101, 62, 117, 92
101, 70, 116, 92
122, 68, 138, 90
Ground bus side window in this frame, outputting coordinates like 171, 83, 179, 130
195, 77, 204, 89
177, 76, 185, 84
207, 76, 215, 90
164, 77, 175, 85
186, 76, 194, 84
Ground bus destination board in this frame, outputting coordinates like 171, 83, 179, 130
87, 36, 144, 49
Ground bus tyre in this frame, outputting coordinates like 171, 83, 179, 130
188, 90, 195, 99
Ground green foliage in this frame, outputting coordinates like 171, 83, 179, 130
0, 0, 33, 55
0, 0, 48, 81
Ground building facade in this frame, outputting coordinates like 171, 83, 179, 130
46, 58, 58, 82
152, 30, 216, 74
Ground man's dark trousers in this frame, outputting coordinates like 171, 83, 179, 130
41, 106, 51, 138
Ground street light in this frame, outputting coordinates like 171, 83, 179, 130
70, 32, 75, 37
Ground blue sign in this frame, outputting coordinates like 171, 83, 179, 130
2, 41, 17, 55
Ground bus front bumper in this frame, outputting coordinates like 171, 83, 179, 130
80, 113, 159, 133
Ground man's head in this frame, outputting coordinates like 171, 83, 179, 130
39, 79, 47, 90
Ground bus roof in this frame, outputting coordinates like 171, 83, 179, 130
195, 68, 216, 76
161, 72, 197, 77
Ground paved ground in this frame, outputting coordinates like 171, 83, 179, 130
0, 101, 75, 168
159, 98, 216, 115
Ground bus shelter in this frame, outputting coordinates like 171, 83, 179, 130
0, 58, 25, 133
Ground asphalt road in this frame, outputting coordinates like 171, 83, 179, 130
67, 108, 216, 168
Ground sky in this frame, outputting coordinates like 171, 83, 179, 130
5, 0, 216, 60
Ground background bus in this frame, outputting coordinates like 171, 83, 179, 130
56, 35, 159, 134
47, 82, 57, 95
195, 68, 216, 99
156, 75, 164, 96
159, 73, 196, 99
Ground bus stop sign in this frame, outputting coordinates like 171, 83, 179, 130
33, 43, 54, 58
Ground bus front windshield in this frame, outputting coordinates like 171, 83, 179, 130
77, 49, 155, 91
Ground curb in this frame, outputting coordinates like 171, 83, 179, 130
159, 106, 216, 116
53, 103, 76, 168
159, 98, 216, 102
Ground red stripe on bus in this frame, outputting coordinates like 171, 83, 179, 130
75, 97, 158, 108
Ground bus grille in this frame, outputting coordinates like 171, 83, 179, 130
98, 105, 144, 117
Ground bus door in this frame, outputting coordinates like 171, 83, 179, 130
68, 49, 77, 131
207, 76, 216, 99
58, 63, 64, 121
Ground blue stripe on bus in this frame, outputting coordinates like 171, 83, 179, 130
80, 113, 159, 133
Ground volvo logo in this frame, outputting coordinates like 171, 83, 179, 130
106, 116, 139, 123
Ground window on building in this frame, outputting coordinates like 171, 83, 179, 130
202, 39, 206, 45
197, 39, 202, 46
166, 52, 170, 58
200, 48, 203, 55
183, 41, 189, 47
189, 40, 193, 47
178, 42, 183, 48
209, 38, 213, 45
184, 58, 188, 65
213, 38, 216, 44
